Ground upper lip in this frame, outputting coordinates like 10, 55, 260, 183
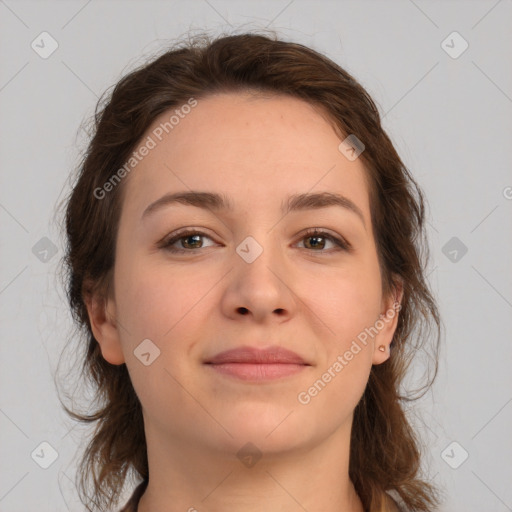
205, 346, 309, 365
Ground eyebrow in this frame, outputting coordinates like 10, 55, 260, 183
141, 190, 366, 229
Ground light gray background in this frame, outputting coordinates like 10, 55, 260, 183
1, 1, 511, 511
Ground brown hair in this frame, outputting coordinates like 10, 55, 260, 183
58, 30, 441, 511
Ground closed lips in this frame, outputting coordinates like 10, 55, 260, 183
205, 346, 309, 365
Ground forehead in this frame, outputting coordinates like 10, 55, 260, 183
122, 91, 371, 223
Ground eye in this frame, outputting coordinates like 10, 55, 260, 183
158, 227, 351, 255
296, 228, 350, 253
159, 229, 217, 254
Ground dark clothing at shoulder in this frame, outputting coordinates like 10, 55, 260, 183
119, 480, 148, 512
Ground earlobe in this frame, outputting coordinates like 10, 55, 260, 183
372, 280, 404, 365
84, 292, 125, 365
372, 343, 390, 365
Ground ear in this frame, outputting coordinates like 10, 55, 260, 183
84, 286, 125, 365
372, 277, 404, 365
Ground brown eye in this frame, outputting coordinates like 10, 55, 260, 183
158, 228, 350, 255
297, 229, 350, 252
303, 234, 327, 250
160, 230, 216, 254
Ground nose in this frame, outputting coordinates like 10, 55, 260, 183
220, 236, 296, 324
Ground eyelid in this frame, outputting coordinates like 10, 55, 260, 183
158, 227, 351, 254
297, 227, 351, 252
157, 227, 217, 252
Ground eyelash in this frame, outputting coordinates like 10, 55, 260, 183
158, 228, 351, 255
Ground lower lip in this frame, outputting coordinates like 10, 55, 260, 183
206, 363, 307, 381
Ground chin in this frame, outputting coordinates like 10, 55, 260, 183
213, 406, 314, 453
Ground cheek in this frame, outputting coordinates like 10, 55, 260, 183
112, 258, 208, 416
114, 255, 206, 340
295, 342, 372, 442
315, 262, 382, 348
317, 258, 382, 407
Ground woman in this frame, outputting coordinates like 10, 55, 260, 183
59, 31, 441, 512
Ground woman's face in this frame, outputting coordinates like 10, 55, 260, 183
91, 91, 400, 456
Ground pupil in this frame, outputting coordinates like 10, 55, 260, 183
308, 236, 324, 249
184, 235, 201, 248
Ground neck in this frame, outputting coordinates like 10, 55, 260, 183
137, 419, 364, 512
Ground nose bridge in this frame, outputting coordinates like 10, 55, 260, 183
229, 227, 292, 314
234, 218, 284, 271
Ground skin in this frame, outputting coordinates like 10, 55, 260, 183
86, 91, 403, 512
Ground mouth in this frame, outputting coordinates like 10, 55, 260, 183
204, 346, 311, 381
